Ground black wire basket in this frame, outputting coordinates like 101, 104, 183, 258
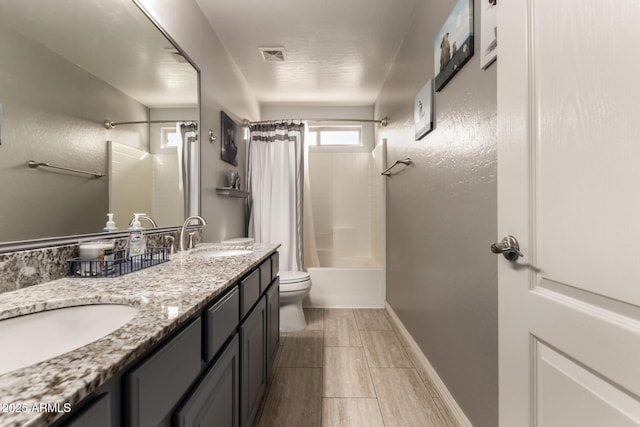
68, 247, 170, 278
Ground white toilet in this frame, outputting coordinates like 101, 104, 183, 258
278, 271, 312, 332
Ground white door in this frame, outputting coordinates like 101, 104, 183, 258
497, 1, 640, 425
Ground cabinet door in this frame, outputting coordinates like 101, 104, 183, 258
174, 334, 240, 427
240, 297, 266, 427
63, 393, 110, 427
124, 318, 202, 427
266, 278, 280, 381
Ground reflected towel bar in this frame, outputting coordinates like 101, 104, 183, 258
27, 160, 104, 178
381, 158, 412, 176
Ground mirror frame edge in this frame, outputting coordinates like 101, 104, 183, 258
133, 0, 203, 220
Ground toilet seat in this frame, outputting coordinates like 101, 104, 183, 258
279, 271, 311, 292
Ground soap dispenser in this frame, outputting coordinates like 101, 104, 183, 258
128, 213, 147, 256
103, 213, 118, 232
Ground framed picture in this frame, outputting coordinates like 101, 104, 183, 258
414, 79, 434, 140
480, 0, 497, 69
220, 111, 238, 166
434, 0, 474, 92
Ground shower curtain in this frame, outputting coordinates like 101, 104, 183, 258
247, 123, 305, 271
303, 125, 320, 268
177, 122, 198, 218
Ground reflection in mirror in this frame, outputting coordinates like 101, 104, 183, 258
0, 0, 199, 245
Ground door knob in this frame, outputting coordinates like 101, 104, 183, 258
491, 235, 522, 261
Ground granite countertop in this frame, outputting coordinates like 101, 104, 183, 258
0, 243, 279, 427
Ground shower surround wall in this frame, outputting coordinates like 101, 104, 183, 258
375, 0, 498, 426
305, 148, 385, 308
309, 152, 372, 263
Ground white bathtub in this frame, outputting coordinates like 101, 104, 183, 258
304, 256, 385, 308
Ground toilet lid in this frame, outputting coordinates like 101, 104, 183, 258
279, 271, 310, 284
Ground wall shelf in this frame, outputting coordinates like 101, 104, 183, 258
216, 187, 250, 198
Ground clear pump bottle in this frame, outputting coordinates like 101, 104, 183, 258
128, 213, 147, 256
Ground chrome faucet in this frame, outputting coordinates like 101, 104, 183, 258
180, 216, 207, 251
129, 214, 158, 228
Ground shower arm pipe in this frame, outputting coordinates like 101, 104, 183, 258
381, 158, 412, 176
244, 117, 389, 127
104, 119, 198, 129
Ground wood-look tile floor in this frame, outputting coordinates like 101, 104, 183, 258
254, 308, 458, 427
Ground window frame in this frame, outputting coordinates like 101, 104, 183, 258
160, 126, 180, 149
307, 125, 363, 147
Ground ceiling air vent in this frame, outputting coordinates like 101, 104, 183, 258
259, 47, 287, 62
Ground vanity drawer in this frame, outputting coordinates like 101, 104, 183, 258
204, 286, 239, 364
240, 269, 260, 318
259, 260, 271, 293
124, 318, 202, 427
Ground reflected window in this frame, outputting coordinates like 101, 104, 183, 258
161, 127, 179, 148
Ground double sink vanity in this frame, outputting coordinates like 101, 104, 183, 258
0, 243, 280, 427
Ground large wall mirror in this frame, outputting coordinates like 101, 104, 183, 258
0, 0, 199, 248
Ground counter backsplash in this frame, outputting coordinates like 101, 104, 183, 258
0, 229, 201, 294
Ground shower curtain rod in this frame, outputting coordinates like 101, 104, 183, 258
244, 117, 389, 127
104, 119, 198, 129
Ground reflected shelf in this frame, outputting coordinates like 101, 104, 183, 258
216, 187, 250, 198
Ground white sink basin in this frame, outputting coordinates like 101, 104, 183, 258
202, 249, 254, 258
0, 304, 138, 376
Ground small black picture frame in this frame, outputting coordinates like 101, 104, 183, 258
220, 111, 238, 166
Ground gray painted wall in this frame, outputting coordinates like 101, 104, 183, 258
0, 24, 148, 242
374, 0, 498, 426
137, 0, 260, 243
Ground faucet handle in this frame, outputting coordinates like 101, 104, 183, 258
163, 235, 176, 254
188, 232, 197, 249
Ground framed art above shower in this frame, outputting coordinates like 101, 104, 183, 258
221, 111, 238, 166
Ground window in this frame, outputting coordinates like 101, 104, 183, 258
161, 127, 180, 148
307, 126, 362, 146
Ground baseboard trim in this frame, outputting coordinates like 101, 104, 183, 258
385, 302, 473, 427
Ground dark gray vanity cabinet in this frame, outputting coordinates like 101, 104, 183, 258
266, 278, 280, 381
174, 335, 240, 427
123, 318, 202, 427
240, 297, 267, 427
60, 252, 279, 427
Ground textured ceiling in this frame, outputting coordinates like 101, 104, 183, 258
195, 0, 417, 105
